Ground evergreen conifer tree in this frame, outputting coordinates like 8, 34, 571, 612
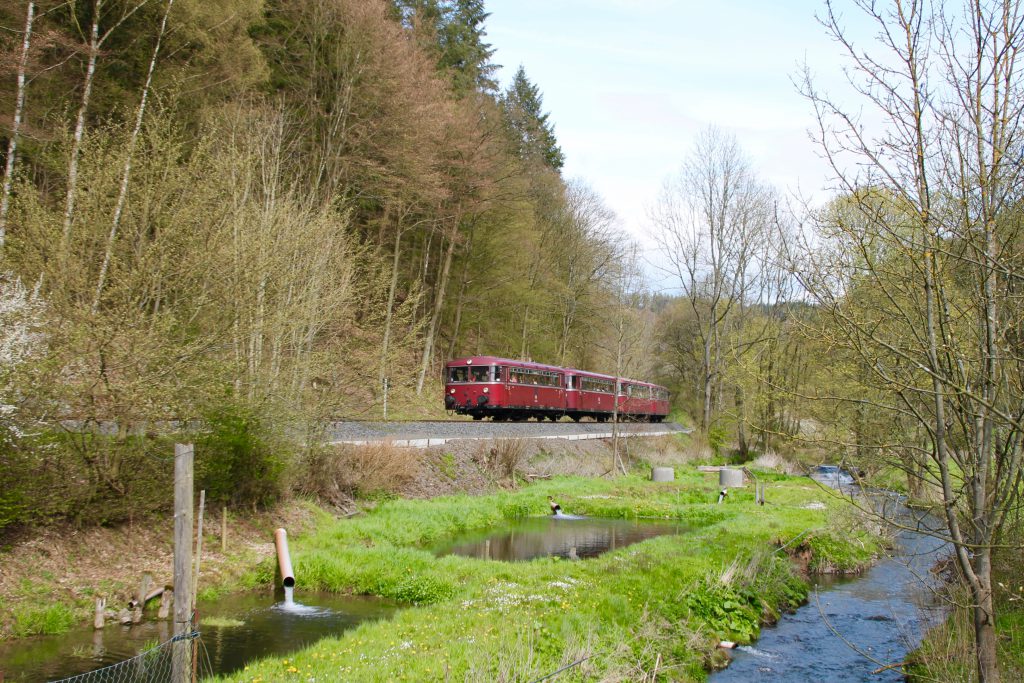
392, 0, 497, 94
501, 65, 564, 171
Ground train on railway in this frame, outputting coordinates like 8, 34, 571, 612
443, 356, 670, 422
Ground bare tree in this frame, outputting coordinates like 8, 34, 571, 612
593, 243, 652, 474
553, 179, 623, 365
796, 2, 1024, 679
651, 126, 771, 432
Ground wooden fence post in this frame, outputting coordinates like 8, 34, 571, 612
132, 572, 152, 624
172, 443, 194, 683
193, 489, 205, 608
93, 597, 105, 629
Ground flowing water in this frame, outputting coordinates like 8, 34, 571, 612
0, 591, 396, 682
711, 488, 950, 682
433, 514, 687, 562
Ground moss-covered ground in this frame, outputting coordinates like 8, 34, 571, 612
216, 470, 879, 682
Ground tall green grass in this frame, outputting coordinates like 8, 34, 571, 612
11, 603, 77, 637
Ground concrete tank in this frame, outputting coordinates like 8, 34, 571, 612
719, 468, 744, 488
651, 467, 675, 482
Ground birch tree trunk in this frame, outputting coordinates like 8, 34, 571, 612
379, 219, 404, 391
0, 1, 35, 250
59, 0, 151, 256
416, 221, 458, 395
92, 0, 174, 313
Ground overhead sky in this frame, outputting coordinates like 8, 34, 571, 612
485, 0, 872, 288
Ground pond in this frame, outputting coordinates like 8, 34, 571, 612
0, 591, 397, 682
432, 514, 688, 562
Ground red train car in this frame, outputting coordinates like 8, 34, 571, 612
444, 356, 669, 422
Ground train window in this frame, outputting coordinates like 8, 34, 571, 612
492, 365, 503, 382
470, 366, 489, 382
581, 377, 613, 393
448, 367, 468, 383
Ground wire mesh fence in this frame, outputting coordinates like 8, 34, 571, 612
52, 630, 201, 683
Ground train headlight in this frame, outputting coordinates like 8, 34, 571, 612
483, 387, 489, 393
450, 388, 455, 394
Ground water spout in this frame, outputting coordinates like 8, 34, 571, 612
274, 528, 295, 589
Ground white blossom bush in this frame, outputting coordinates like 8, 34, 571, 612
0, 271, 46, 438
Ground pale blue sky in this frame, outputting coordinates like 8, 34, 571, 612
485, 0, 866, 278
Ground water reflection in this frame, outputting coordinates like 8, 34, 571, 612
0, 592, 396, 683
434, 516, 687, 562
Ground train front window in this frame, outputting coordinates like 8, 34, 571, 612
447, 367, 469, 383
470, 366, 489, 382
492, 365, 503, 382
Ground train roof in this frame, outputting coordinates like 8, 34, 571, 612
445, 356, 668, 391
446, 356, 564, 373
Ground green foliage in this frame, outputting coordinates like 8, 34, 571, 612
685, 581, 762, 642
11, 603, 76, 638
196, 401, 290, 507
0, 427, 177, 529
708, 425, 729, 457
805, 530, 879, 573
438, 452, 457, 479
0, 452, 26, 529
394, 0, 497, 94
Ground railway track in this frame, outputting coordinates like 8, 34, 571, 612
326, 419, 691, 447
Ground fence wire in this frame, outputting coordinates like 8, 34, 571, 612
52, 630, 202, 683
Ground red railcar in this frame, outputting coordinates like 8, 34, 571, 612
443, 356, 670, 422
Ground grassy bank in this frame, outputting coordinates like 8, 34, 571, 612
906, 533, 1024, 682
217, 470, 878, 682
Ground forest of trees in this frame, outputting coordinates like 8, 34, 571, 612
0, 2, 1022, 678
0, 0, 642, 522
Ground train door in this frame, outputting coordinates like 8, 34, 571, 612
565, 374, 579, 414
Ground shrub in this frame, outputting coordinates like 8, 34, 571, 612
707, 426, 729, 458
196, 402, 291, 508
490, 438, 528, 481
300, 442, 421, 500
1, 428, 175, 530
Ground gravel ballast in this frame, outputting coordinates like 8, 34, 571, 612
326, 420, 689, 445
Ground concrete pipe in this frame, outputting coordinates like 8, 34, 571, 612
719, 468, 744, 488
651, 467, 675, 482
274, 528, 295, 589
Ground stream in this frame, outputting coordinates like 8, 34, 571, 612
711, 487, 950, 682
